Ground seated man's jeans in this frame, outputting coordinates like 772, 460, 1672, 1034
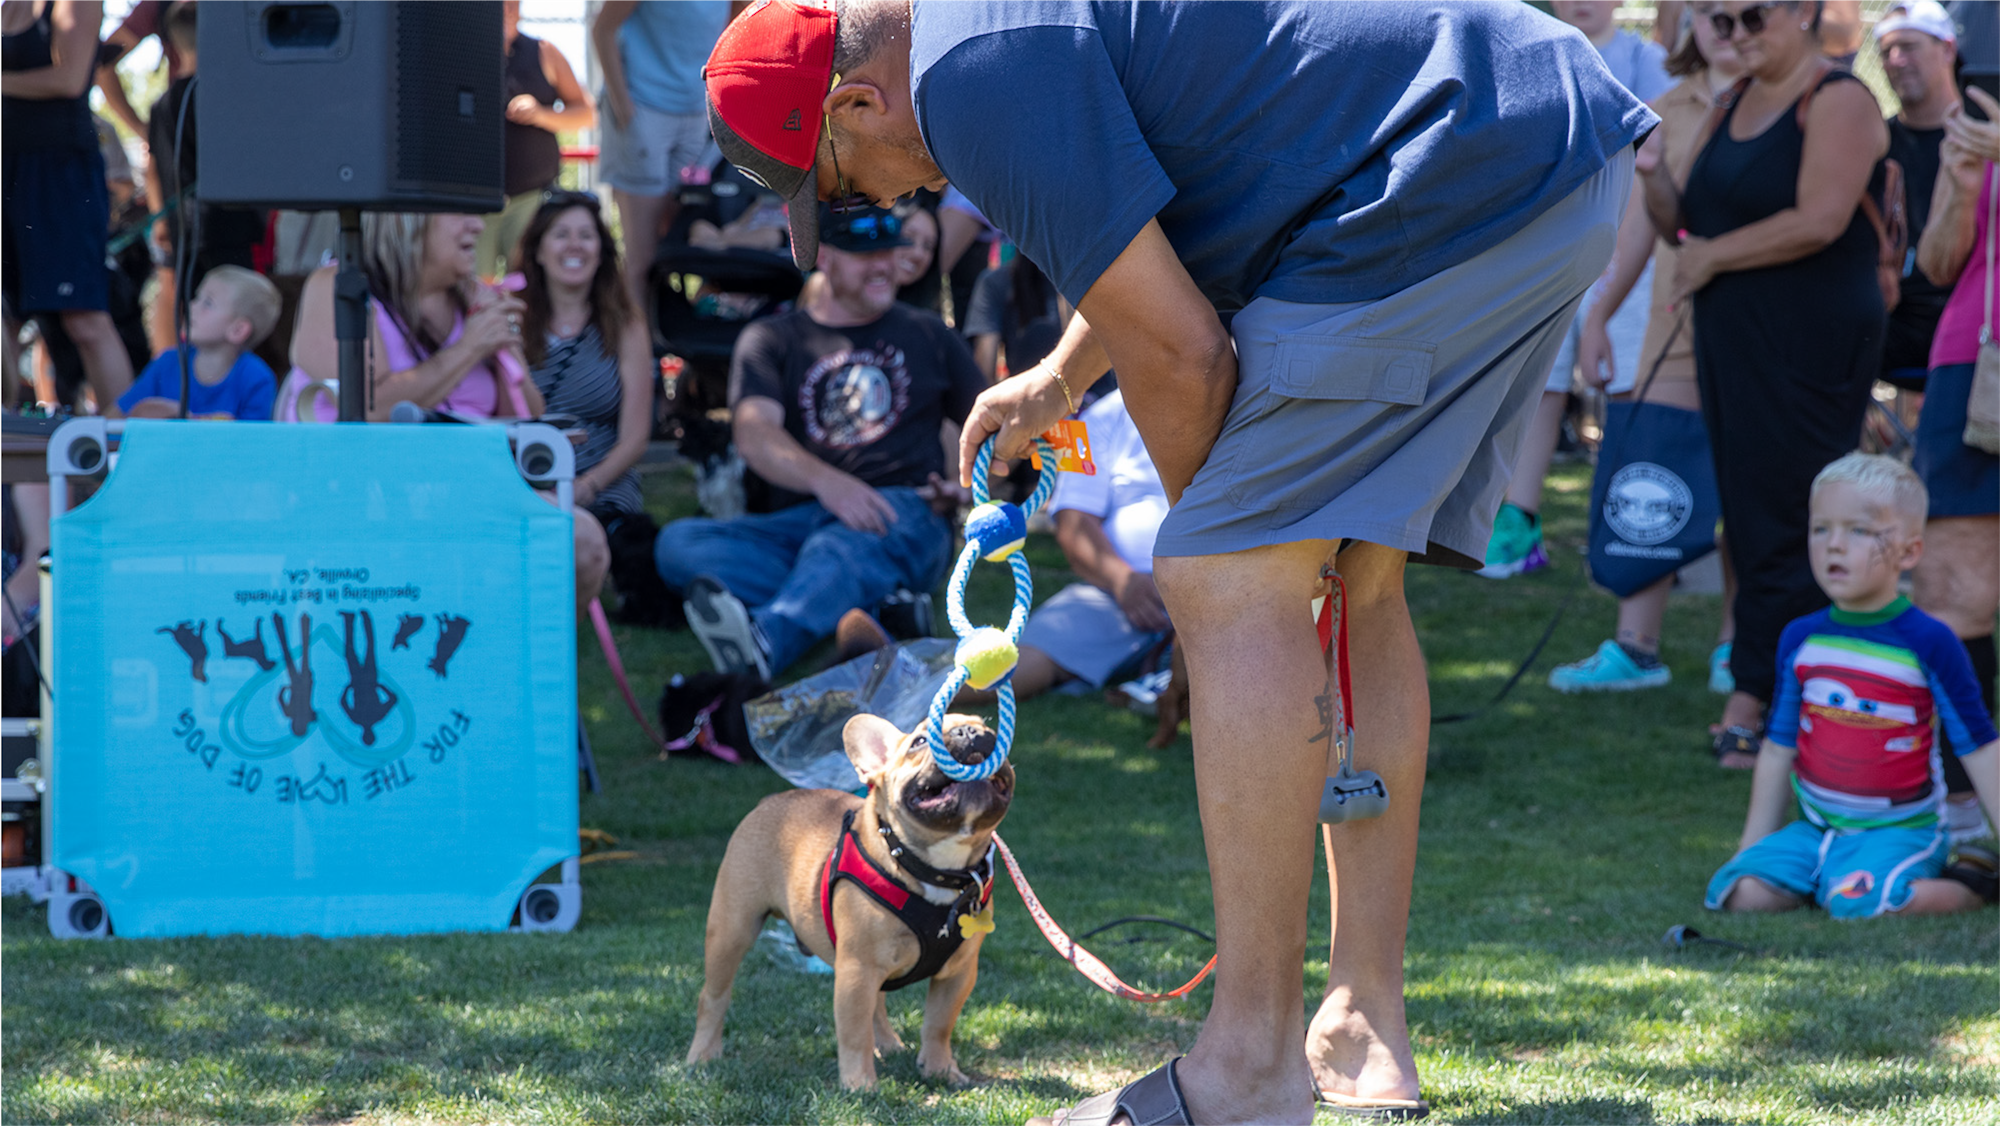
654, 487, 952, 674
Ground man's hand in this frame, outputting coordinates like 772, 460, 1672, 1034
506, 94, 546, 128
815, 471, 899, 534
915, 471, 970, 518
957, 368, 1070, 489
1114, 570, 1171, 633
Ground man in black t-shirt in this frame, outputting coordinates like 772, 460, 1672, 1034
655, 204, 985, 679
1877, 1, 1963, 386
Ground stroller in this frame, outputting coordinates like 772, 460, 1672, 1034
646, 163, 805, 518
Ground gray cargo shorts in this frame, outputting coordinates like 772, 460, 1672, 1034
1155, 149, 1632, 569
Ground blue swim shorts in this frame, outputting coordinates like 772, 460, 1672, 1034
1704, 819, 1949, 919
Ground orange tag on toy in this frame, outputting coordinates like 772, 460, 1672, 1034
1031, 419, 1096, 475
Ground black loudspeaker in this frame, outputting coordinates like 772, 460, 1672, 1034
198, 1, 504, 212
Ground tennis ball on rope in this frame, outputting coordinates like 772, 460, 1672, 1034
957, 627, 1019, 690
965, 502, 1027, 562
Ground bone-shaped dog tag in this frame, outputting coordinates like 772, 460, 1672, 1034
958, 902, 995, 936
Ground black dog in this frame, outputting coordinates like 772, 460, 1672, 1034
599, 510, 683, 629
658, 669, 767, 764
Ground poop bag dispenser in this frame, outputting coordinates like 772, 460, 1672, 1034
1315, 570, 1388, 824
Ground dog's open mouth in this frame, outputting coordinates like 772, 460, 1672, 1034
903, 765, 1014, 819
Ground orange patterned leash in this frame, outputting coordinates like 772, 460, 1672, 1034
992, 834, 1216, 1003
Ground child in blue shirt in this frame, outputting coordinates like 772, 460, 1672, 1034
1707, 454, 1999, 918
118, 265, 281, 420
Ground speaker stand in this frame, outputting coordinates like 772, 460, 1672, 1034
336, 208, 367, 422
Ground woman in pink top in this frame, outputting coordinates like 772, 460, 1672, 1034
1911, 86, 1999, 826
285, 212, 539, 421
286, 211, 608, 621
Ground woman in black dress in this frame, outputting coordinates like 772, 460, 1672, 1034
479, 0, 595, 278
1637, 0, 1889, 765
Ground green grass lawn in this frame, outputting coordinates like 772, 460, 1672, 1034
5, 461, 1996, 1125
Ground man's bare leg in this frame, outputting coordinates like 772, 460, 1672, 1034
1142, 541, 1334, 1126
1306, 542, 1425, 1105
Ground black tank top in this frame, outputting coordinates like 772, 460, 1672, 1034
1682, 70, 1881, 317
2, 3, 96, 155
503, 32, 562, 196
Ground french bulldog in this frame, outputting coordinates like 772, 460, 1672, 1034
687, 712, 1015, 1089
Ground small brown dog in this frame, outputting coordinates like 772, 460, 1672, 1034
687, 712, 1015, 1090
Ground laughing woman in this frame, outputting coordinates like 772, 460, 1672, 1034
516, 191, 653, 524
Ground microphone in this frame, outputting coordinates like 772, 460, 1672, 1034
390, 401, 475, 425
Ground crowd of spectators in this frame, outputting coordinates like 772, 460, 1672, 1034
1460, 0, 1999, 848
2, 0, 1996, 919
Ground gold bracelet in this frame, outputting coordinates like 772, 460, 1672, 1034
1049, 367, 1077, 415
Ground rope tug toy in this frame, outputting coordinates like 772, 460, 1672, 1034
925, 435, 1059, 781
943, 431, 1221, 1002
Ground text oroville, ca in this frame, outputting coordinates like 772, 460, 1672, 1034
235, 565, 420, 607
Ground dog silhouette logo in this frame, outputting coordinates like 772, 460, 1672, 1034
1604, 462, 1693, 547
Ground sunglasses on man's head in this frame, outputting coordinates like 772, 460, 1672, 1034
836, 213, 902, 242
1709, 2, 1786, 40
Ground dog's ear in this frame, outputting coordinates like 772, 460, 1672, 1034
843, 713, 904, 779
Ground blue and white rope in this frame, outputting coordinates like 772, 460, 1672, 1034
926, 436, 1059, 781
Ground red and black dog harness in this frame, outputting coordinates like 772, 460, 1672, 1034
819, 808, 996, 991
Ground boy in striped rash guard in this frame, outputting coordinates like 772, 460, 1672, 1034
1708, 454, 1998, 918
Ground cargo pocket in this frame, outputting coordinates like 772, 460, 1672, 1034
1271, 334, 1435, 405
1216, 334, 1438, 513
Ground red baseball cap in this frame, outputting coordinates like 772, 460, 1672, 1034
705, 0, 842, 269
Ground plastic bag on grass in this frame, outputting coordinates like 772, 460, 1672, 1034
745, 637, 957, 792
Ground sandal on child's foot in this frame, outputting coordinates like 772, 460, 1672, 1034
1712, 725, 1760, 770
1942, 844, 1999, 906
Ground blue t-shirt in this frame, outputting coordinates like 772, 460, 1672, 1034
910, 1, 1657, 313
621, 0, 730, 115
118, 347, 277, 420
1767, 598, 1999, 829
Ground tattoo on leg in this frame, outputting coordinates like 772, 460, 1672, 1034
1310, 673, 1333, 746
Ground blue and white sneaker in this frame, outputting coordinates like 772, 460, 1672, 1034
684, 574, 772, 681
1708, 642, 1735, 695
1548, 639, 1671, 693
